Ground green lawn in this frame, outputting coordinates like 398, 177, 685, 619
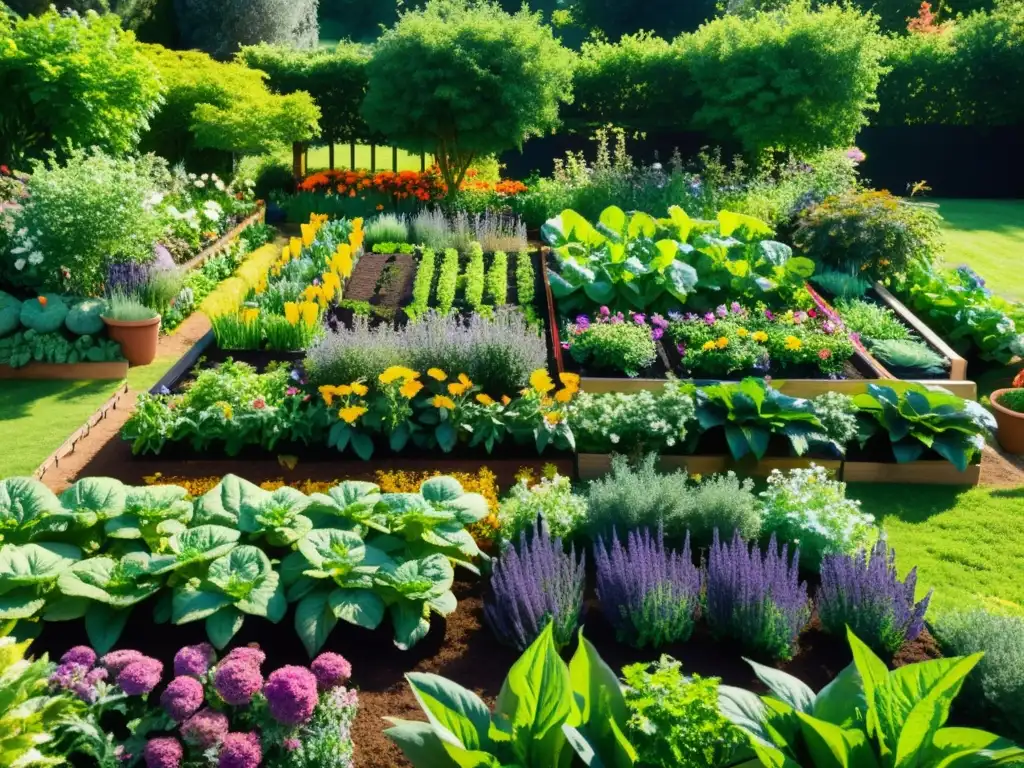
849, 483, 1024, 618
936, 199, 1024, 302
303, 144, 430, 173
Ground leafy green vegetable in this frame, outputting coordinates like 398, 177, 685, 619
103, 485, 193, 545
0, 478, 73, 545
376, 554, 456, 651
0, 542, 81, 625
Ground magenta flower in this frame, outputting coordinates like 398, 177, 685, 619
284, 738, 301, 752
100, 650, 146, 676
161, 676, 205, 721
808, 309, 817, 318
264, 666, 319, 725
574, 314, 590, 331
311, 653, 352, 691
286, 386, 299, 396
223, 647, 266, 669
215, 660, 264, 706
73, 668, 108, 704
651, 327, 664, 341
716, 304, 728, 318
703, 313, 716, 325
218, 732, 262, 768
118, 658, 163, 696
173, 643, 217, 677
676, 343, 686, 357
764, 309, 774, 321
144, 737, 183, 768
846, 147, 866, 163
730, 302, 743, 315
598, 306, 610, 317
632, 313, 646, 325
181, 708, 230, 749
560, 341, 570, 350
650, 313, 668, 330
61, 646, 97, 668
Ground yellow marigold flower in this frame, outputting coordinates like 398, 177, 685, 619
350, 382, 368, 396
559, 372, 581, 388
336, 384, 353, 397
400, 379, 424, 399
716, 336, 729, 349
380, 366, 419, 385
338, 406, 367, 424
555, 388, 574, 403
319, 385, 337, 405
458, 373, 472, 388
530, 369, 555, 394
216, 401, 233, 420
476, 394, 495, 406
752, 331, 769, 343
300, 302, 319, 326
501, 395, 512, 405
785, 335, 803, 351
242, 308, 259, 323
284, 302, 300, 325
448, 382, 467, 396
544, 411, 563, 425
427, 368, 447, 381
432, 395, 456, 410
737, 328, 749, 337
702, 340, 717, 351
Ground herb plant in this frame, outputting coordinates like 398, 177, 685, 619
434, 248, 459, 315
868, 338, 949, 376
566, 318, 658, 376
997, 388, 1024, 413
497, 471, 588, 544
463, 241, 485, 312
485, 250, 508, 305
405, 247, 436, 320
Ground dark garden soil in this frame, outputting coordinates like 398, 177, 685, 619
345, 254, 390, 302
373, 254, 416, 310
30, 577, 948, 768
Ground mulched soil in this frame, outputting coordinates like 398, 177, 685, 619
344, 254, 390, 302
372, 253, 416, 310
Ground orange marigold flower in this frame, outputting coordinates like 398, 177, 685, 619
400, 379, 424, 399
476, 394, 495, 406
339, 406, 367, 424
432, 395, 456, 410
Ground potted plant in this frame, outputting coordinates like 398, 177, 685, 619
991, 370, 1024, 454
101, 292, 160, 366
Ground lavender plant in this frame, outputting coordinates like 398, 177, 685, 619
484, 519, 585, 650
818, 538, 931, 655
594, 526, 701, 649
472, 211, 528, 253
705, 530, 810, 661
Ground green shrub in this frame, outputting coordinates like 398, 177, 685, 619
362, 0, 574, 195
497, 471, 588, 544
567, 321, 658, 377
0, 291, 22, 336
933, 610, 1024, 743
174, 0, 318, 59
364, 214, 410, 248
0, 9, 162, 166
812, 270, 872, 300
868, 338, 949, 376
997, 389, 1024, 414
236, 153, 296, 200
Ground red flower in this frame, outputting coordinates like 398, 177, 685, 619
818, 349, 832, 360
0, 165, 9, 176
807, 309, 817, 318
252, 397, 266, 409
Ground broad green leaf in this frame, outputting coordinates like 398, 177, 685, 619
41, 596, 88, 621
84, 603, 130, 655
206, 606, 245, 650
0, 543, 80, 586
626, 211, 657, 239
172, 586, 232, 624
295, 590, 338, 657
193, 474, 266, 526
384, 719, 458, 766
598, 206, 627, 237
420, 477, 464, 504
758, 240, 794, 267
391, 600, 431, 651
568, 630, 636, 766
0, 592, 47, 620
329, 588, 385, 629
814, 661, 868, 727
407, 672, 493, 753
124, 485, 191, 523
718, 210, 773, 239
0, 478, 63, 530
719, 685, 774, 745
796, 711, 879, 768
60, 478, 125, 520
928, 727, 1024, 767
746, 659, 815, 714
298, 528, 366, 570
162, 525, 240, 569
848, 627, 889, 744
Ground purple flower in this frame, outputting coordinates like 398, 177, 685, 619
651, 327, 664, 341
574, 314, 591, 331
286, 386, 299, 396
598, 306, 610, 317
484, 519, 585, 651
100, 650, 146, 677
650, 313, 669, 330
218, 732, 262, 768
144, 737, 183, 768
561, 341, 570, 350
72, 668, 108, 704
181, 708, 230, 749
822, 320, 837, 335
264, 666, 319, 725
610, 313, 623, 325
730, 302, 743, 315
50, 661, 89, 692
685, 312, 698, 322
161, 676, 205, 721
632, 313, 646, 325
595, 527, 701, 648
668, 311, 684, 322
61, 646, 97, 668
215, 660, 264, 706
819, 539, 931, 655
703, 312, 716, 325
676, 342, 687, 357
223, 647, 266, 669
311, 653, 352, 691
846, 147, 866, 163
716, 304, 728, 318
114, 745, 132, 763
118, 658, 163, 696
173, 643, 217, 677
764, 309, 774, 321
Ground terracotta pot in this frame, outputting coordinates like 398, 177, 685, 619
991, 388, 1024, 454
102, 315, 161, 367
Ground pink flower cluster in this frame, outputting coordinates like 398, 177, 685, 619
49, 647, 163, 703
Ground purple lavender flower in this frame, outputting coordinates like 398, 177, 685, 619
144, 737, 183, 768
181, 708, 230, 749
705, 530, 810, 661
223, 647, 266, 669
61, 646, 97, 668
651, 313, 668, 330
50, 661, 89, 693
218, 732, 262, 768
100, 650, 146, 676
118, 658, 163, 696
106, 262, 150, 297
819, 539, 931, 655
685, 312, 698, 322
651, 327, 664, 341
764, 309, 774, 321
484, 519, 585, 651
574, 314, 591, 331
161, 676, 205, 721
311, 653, 352, 691
594, 527, 701, 648
214, 659, 264, 706
716, 304, 728, 318
264, 666, 319, 725
173, 643, 217, 677
677, 342, 687, 357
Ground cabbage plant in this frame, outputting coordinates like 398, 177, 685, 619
194, 475, 314, 546
0, 542, 81, 627
0, 477, 78, 546
104, 485, 194, 546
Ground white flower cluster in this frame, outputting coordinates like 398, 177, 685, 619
166, 205, 201, 231
497, 473, 588, 543
202, 199, 223, 222
568, 383, 695, 452
9, 227, 44, 271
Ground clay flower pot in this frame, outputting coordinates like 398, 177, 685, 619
990, 388, 1024, 454
102, 315, 161, 367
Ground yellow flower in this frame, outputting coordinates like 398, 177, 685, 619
752, 331, 769, 343
339, 406, 367, 424
242, 308, 259, 323
558, 372, 581, 389
331, 245, 353, 278
501, 395, 511, 405
300, 302, 319, 326
448, 382, 468, 397
301, 222, 316, 247
716, 336, 729, 349
476, 394, 495, 406
281, 245, 291, 263
458, 373, 473, 388
432, 395, 456, 410
352, 217, 364, 232
530, 369, 555, 394
284, 302, 300, 325
427, 368, 447, 381
255, 279, 268, 295
555, 388, 574, 403
350, 382, 368, 396
544, 411, 564, 425
691, 473, 703, 483
319, 385, 337, 405
785, 335, 803, 351
322, 272, 341, 299
400, 379, 424, 399
221, 404, 233, 419
336, 384, 353, 397
289, 238, 302, 258
737, 328, 749, 337
702, 341, 717, 351
380, 366, 419, 385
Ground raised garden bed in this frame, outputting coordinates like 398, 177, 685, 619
179, 206, 266, 272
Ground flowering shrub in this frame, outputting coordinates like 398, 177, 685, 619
484, 519, 585, 650
296, 167, 527, 206
568, 383, 695, 455
497, 469, 588, 544
563, 310, 660, 376
51, 643, 357, 768
758, 465, 877, 571
818, 538, 931, 655
705, 530, 810, 661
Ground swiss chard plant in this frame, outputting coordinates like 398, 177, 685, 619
103, 485, 194, 547
385, 622, 638, 768
694, 378, 840, 460
719, 627, 1024, 767
853, 383, 995, 471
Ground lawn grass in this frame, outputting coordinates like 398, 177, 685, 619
935, 199, 1024, 302
304, 144, 430, 173
848, 482, 1024, 618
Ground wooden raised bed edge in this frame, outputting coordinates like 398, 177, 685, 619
149, 329, 215, 394
872, 282, 968, 380
180, 206, 266, 273
34, 382, 129, 480
841, 460, 981, 486
0, 360, 128, 381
